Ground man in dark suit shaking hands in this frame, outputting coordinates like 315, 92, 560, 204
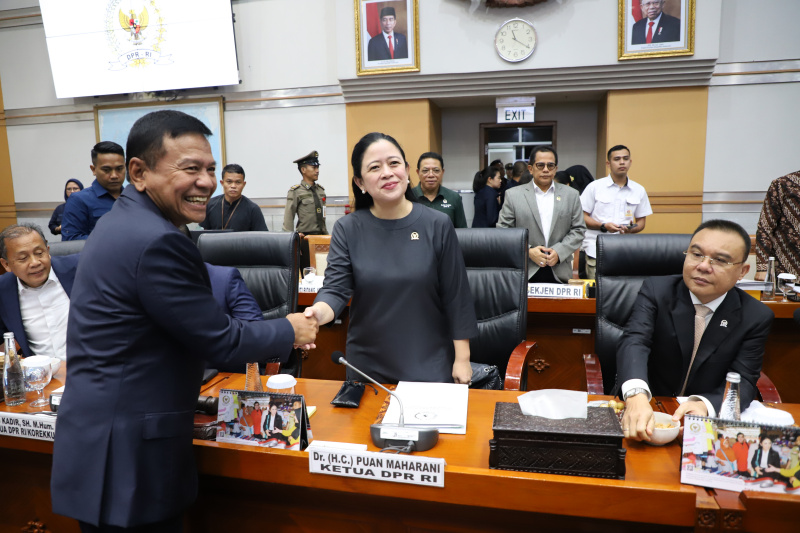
367, 7, 408, 61
618, 220, 773, 442
51, 110, 318, 532
631, 0, 681, 45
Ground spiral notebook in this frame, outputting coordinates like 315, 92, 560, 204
680, 414, 800, 494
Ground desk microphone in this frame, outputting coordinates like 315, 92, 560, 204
330, 351, 438, 452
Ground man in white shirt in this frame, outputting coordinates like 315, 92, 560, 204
497, 146, 585, 283
581, 144, 653, 279
617, 220, 773, 442
0, 224, 78, 360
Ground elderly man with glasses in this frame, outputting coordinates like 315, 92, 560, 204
617, 219, 774, 443
498, 145, 586, 283
632, 0, 681, 45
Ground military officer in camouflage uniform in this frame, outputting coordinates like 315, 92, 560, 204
283, 151, 327, 270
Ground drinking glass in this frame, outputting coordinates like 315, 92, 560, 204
302, 267, 316, 284
21, 355, 52, 408
777, 273, 797, 302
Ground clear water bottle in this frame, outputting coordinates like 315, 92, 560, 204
763, 257, 776, 298
3, 332, 26, 406
718, 372, 741, 421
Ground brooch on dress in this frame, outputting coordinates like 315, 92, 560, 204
411, 232, 419, 240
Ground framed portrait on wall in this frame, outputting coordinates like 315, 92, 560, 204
618, 0, 695, 60
355, 0, 420, 76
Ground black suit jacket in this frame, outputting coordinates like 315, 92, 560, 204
0, 255, 79, 356
367, 32, 408, 61
51, 185, 295, 528
631, 13, 681, 44
262, 412, 284, 434
617, 275, 773, 412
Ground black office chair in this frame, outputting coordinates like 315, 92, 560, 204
197, 231, 302, 377
455, 228, 534, 391
587, 233, 781, 403
589, 233, 690, 395
48, 239, 86, 256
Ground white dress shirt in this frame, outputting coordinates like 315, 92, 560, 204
580, 176, 653, 258
534, 183, 556, 247
17, 267, 70, 360
621, 291, 728, 417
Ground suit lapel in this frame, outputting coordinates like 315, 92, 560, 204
51, 257, 75, 296
547, 184, 566, 244
687, 290, 741, 385
522, 184, 544, 238
670, 282, 695, 369
0, 274, 29, 355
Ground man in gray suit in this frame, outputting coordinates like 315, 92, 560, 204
498, 146, 586, 283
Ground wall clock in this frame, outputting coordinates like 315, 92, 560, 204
495, 18, 536, 62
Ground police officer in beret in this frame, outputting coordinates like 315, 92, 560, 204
283, 151, 327, 270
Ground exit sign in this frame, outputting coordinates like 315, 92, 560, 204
497, 106, 535, 123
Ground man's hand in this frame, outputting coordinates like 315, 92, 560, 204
622, 393, 654, 441
529, 246, 549, 268
286, 312, 318, 348
671, 399, 708, 421
603, 222, 623, 233
542, 247, 559, 267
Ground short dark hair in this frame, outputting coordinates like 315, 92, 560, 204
0, 223, 47, 261
529, 146, 558, 166
554, 171, 571, 186
692, 219, 751, 263
490, 159, 503, 167
126, 110, 212, 172
607, 145, 630, 160
221, 164, 245, 179
511, 161, 528, 178
350, 132, 416, 211
91, 141, 124, 165
416, 152, 444, 170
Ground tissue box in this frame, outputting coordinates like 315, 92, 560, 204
489, 402, 626, 480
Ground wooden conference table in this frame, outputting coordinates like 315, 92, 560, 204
1, 369, 798, 532
298, 293, 800, 401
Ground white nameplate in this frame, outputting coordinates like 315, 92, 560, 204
0, 412, 56, 441
309, 447, 445, 487
528, 283, 583, 299
298, 277, 324, 293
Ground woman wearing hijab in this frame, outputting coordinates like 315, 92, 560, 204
48, 179, 84, 235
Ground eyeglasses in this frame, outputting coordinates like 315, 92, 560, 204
683, 251, 744, 268
533, 162, 556, 171
641, 1, 663, 7
420, 168, 442, 175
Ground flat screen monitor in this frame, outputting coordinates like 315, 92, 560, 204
40, 0, 239, 98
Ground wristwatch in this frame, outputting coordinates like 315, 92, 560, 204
623, 387, 648, 400
599, 223, 608, 233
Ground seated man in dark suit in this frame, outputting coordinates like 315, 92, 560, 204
0, 224, 78, 360
618, 220, 774, 442
631, 0, 681, 45
367, 7, 409, 60
51, 110, 318, 532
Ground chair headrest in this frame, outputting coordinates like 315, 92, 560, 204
597, 233, 691, 277
455, 228, 528, 269
197, 232, 297, 268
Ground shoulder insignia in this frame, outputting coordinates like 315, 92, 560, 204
289, 184, 301, 191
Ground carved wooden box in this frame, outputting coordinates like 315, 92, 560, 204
489, 402, 626, 480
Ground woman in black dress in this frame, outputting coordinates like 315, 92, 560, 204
471, 166, 502, 228
305, 133, 477, 384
